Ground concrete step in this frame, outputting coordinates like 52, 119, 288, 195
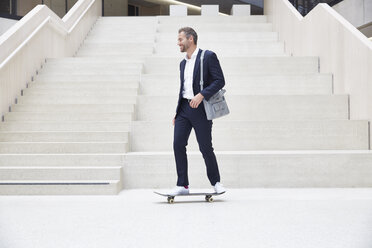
28, 82, 139, 90
34, 74, 140, 83
0, 167, 121, 180
96, 16, 158, 23
84, 34, 156, 43
0, 154, 125, 167
135, 95, 349, 121
45, 57, 144, 64
155, 32, 278, 43
76, 46, 154, 57
11, 104, 135, 113
0, 142, 129, 154
38, 67, 142, 75
79, 43, 154, 51
43, 60, 143, 69
156, 15, 268, 24
17, 96, 137, 104
0, 121, 130, 132
0, 131, 129, 142
122, 151, 372, 188
130, 120, 369, 151
154, 41, 285, 56
22, 88, 138, 97
91, 25, 157, 32
0, 180, 121, 195
157, 23, 273, 33
139, 73, 333, 95
4, 112, 133, 121
144, 56, 319, 74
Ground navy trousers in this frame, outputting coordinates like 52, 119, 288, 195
173, 98, 221, 186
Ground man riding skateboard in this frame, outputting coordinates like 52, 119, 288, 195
170, 27, 226, 196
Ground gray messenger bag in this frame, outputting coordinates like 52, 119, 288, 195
200, 50, 230, 120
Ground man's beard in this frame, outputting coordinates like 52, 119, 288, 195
181, 44, 188, 52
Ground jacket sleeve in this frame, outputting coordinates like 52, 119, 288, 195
200, 52, 225, 101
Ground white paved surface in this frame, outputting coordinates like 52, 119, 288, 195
1, 188, 372, 248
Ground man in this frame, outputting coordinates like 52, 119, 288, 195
170, 27, 226, 195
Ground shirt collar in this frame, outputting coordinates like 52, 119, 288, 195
185, 47, 199, 61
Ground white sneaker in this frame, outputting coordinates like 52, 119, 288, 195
214, 182, 226, 194
169, 186, 189, 196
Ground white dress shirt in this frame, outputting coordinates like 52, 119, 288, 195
182, 48, 200, 99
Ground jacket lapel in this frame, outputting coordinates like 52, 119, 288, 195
193, 49, 202, 85
180, 59, 186, 94
192, 49, 202, 94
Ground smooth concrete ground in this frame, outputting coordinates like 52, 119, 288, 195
1, 188, 372, 248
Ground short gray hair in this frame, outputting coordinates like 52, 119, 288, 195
178, 27, 198, 45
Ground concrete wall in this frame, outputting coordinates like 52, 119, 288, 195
104, 0, 128, 16
0, 0, 101, 118
333, 0, 372, 27
264, 0, 372, 146
0, 17, 18, 36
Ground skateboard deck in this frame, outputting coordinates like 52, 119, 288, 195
154, 191, 225, 203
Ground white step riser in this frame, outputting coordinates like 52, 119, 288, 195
0, 132, 129, 142
136, 95, 349, 121
0, 154, 125, 167
43, 62, 143, 68
91, 26, 157, 31
39, 69, 142, 75
0, 167, 121, 180
157, 24, 273, 33
35, 75, 140, 82
139, 74, 333, 95
0, 143, 129, 154
80, 43, 154, 49
4, 113, 133, 122
41, 66, 142, 73
22, 89, 138, 97
77, 49, 153, 56
17, 96, 137, 105
11, 104, 135, 113
123, 152, 372, 188
155, 49, 285, 56
144, 57, 319, 74
1, 167, 121, 181
156, 16, 268, 23
89, 30, 156, 36
130, 121, 369, 151
94, 16, 267, 24
155, 33, 278, 42
84, 39, 155, 44
46, 57, 144, 63
29, 83, 139, 90
0, 122, 130, 132
155, 42, 284, 51
84, 35, 156, 42
0, 181, 120, 195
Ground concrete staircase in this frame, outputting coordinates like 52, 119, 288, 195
0, 15, 371, 194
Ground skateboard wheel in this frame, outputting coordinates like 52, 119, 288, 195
205, 195, 213, 202
167, 197, 174, 204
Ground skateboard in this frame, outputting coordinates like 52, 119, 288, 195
154, 191, 225, 203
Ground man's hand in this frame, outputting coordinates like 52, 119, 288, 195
172, 118, 175, 126
190, 93, 204, 108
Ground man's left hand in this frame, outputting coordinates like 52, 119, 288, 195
190, 93, 204, 109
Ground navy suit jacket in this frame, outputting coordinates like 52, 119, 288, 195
175, 49, 225, 118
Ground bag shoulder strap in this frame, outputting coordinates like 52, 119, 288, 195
200, 50, 206, 91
